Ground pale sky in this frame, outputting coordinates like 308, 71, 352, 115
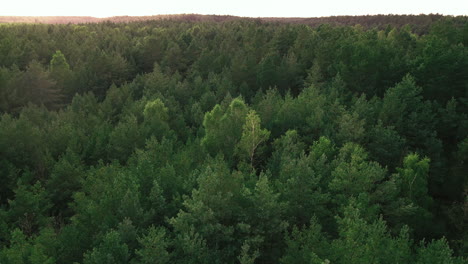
1, 0, 467, 18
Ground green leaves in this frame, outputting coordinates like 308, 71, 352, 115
49, 50, 72, 100
385, 154, 434, 238
281, 218, 329, 264
143, 98, 169, 125
202, 98, 249, 162
83, 230, 130, 264
416, 238, 464, 264
329, 143, 386, 210
0, 16, 466, 264
396, 154, 431, 208
136, 226, 171, 264
236, 110, 270, 167
8, 182, 52, 237
0, 228, 57, 264
331, 201, 412, 264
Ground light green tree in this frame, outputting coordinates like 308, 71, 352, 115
236, 110, 270, 167
202, 98, 249, 161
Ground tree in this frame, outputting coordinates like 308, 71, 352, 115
281, 217, 330, 264
8, 182, 52, 237
46, 150, 84, 219
329, 143, 387, 214
0, 228, 56, 264
141, 97, 174, 142
396, 154, 432, 209
236, 110, 270, 168
245, 173, 288, 263
202, 98, 249, 162
416, 238, 464, 264
276, 149, 330, 226
170, 157, 242, 262
108, 114, 143, 162
379, 74, 422, 129
366, 121, 406, 169
136, 226, 171, 264
83, 230, 130, 264
238, 243, 260, 264
386, 153, 434, 238
49, 50, 72, 100
331, 201, 412, 264
9, 61, 60, 110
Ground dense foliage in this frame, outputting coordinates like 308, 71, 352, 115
0, 16, 467, 263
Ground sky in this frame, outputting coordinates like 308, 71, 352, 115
2, 0, 467, 18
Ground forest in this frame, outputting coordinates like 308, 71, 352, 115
0, 15, 467, 263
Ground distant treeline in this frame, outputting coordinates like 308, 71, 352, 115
1, 14, 467, 33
